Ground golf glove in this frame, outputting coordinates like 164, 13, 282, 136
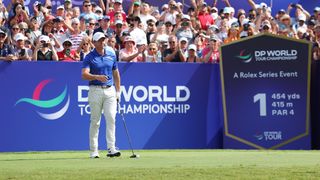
116, 91, 121, 103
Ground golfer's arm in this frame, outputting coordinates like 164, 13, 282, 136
113, 69, 121, 92
82, 68, 98, 81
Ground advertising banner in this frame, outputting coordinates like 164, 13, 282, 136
221, 33, 312, 149
0, 62, 222, 152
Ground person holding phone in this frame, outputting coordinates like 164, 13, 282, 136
32, 35, 58, 61
57, 39, 78, 61
13, 33, 32, 61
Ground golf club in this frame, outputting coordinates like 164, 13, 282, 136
118, 102, 139, 158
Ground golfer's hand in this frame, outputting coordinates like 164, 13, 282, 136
95, 75, 108, 82
116, 91, 121, 103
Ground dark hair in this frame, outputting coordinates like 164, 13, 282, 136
82, 0, 91, 6
187, 7, 195, 12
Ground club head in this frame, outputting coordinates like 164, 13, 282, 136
130, 154, 140, 158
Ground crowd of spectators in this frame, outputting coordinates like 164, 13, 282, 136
0, 0, 320, 62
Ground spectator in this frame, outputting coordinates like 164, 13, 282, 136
77, 36, 94, 61
152, 21, 169, 43
146, 19, 157, 44
9, 3, 29, 27
129, 16, 147, 45
202, 35, 221, 63
56, 5, 65, 17
119, 36, 145, 62
165, 21, 174, 35
128, 1, 140, 17
33, 35, 58, 61
160, 0, 180, 26
57, 39, 78, 61
107, 0, 127, 25
27, 17, 41, 44
163, 35, 186, 62
0, 28, 15, 61
13, 33, 32, 60
66, 18, 87, 51
64, 0, 73, 11
174, 14, 196, 43
224, 22, 240, 44
143, 42, 162, 62
80, 0, 99, 22
94, 16, 114, 38
186, 44, 201, 63
139, 2, 154, 31
197, 2, 214, 31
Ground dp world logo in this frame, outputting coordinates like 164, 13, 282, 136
236, 50, 252, 63
15, 79, 70, 120
254, 133, 264, 141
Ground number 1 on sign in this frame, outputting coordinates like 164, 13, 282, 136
254, 93, 267, 116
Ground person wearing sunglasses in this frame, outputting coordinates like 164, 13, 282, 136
143, 42, 162, 62
77, 36, 94, 61
13, 33, 32, 61
0, 28, 16, 61
57, 39, 78, 61
79, 0, 99, 22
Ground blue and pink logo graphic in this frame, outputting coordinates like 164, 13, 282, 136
15, 79, 70, 120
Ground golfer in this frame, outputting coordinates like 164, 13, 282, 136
82, 32, 121, 158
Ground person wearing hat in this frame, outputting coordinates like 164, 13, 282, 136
64, 0, 73, 11
202, 35, 221, 63
82, 32, 121, 158
145, 19, 156, 43
129, 16, 147, 46
164, 21, 174, 34
113, 20, 124, 50
57, 39, 78, 61
174, 14, 195, 44
224, 22, 240, 44
163, 35, 186, 62
260, 20, 272, 33
0, 29, 16, 61
128, 1, 140, 17
94, 16, 114, 38
13, 33, 33, 61
292, 14, 307, 33
33, 35, 58, 61
56, 5, 65, 17
64, 18, 86, 51
186, 44, 201, 63
119, 36, 144, 62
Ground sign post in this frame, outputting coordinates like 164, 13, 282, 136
220, 33, 312, 149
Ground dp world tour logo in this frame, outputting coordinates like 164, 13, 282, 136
236, 50, 252, 63
15, 79, 70, 120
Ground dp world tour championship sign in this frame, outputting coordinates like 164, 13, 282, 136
221, 33, 312, 149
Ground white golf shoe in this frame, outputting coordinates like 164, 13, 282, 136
107, 147, 121, 157
90, 151, 100, 158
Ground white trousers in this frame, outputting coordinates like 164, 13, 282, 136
88, 86, 117, 152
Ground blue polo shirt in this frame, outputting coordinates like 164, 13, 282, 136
82, 46, 118, 86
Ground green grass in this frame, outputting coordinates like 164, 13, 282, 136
1, 150, 320, 179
